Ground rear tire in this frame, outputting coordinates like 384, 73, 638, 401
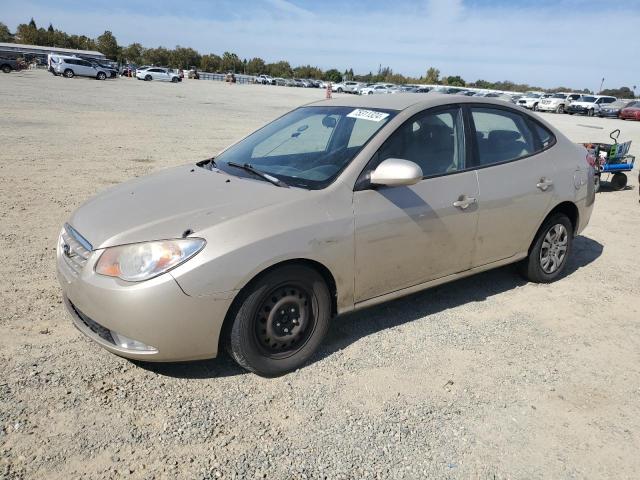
64, 69, 74, 78
556, 104, 565, 114
611, 172, 627, 191
226, 265, 332, 377
520, 213, 573, 283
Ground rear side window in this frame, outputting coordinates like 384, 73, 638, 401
470, 107, 536, 166
533, 122, 555, 149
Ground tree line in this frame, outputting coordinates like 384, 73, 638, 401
1, 19, 636, 96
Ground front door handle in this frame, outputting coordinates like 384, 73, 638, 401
537, 177, 554, 191
453, 195, 477, 210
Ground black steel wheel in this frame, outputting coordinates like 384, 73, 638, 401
226, 264, 332, 376
611, 172, 627, 191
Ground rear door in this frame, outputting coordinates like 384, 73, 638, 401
353, 106, 480, 302
468, 106, 556, 266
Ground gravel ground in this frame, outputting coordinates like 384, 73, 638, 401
1, 70, 639, 479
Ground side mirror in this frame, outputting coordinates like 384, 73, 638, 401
370, 158, 423, 187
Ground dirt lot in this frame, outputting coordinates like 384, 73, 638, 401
1, 70, 639, 479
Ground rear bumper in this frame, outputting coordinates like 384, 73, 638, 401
57, 249, 234, 362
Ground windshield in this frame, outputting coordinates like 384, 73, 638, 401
213, 106, 396, 189
527, 93, 541, 98
580, 96, 596, 102
552, 93, 565, 98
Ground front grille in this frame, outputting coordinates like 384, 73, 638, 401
60, 224, 92, 276
69, 301, 115, 345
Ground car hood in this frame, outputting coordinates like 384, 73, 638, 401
68, 164, 309, 249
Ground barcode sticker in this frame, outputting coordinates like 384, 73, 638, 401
347, 109, 390, 122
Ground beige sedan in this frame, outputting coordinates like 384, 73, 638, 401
57, 94, 595, 376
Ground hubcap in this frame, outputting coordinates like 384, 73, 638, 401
254, 285, 313, 357
539, 224, 568, 274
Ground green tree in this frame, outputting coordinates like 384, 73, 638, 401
293, 64, 323, 79
200, 54, 222, 72
246, 57, 266, 75
96, 30, 119, 59
221, 51, 242, 72
0, 22, 12, 42
324, 68, 342, 83
15, 22, 39, 44
121, 43, 144, 64
425, 67, 440, 84
143, 47, 170, 66
266, 60, 292, 78
600, 86, 635, 98
169, 46, 201, 68
445, 75, 466, 87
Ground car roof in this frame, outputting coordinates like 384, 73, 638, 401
307, 92, 523, 112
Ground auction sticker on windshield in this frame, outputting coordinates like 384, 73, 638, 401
347, 109, 390, 122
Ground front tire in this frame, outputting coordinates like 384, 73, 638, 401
1, 65, 11, 74
520, 213, 573, 283
171, 76, 179, 83
556, 104, 565, 114
64, 69, 74, 78
97, 72, 106, 80
144, 75, 151, 81
227, 265, 332, 377
532, 103, 539, 111
587, 109, 594, 117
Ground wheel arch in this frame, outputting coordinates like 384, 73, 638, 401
529, 201, 579, 253
218, 258, 338, 352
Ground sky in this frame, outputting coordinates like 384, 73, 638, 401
2, 0, 640, 89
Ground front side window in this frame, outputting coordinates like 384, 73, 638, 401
471, 107, 536, 166
375, 107, 465, 177
213, 106, 395, 189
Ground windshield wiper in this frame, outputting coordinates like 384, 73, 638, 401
227, 162, 289, 188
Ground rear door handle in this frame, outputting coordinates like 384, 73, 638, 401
537, 177, 554, 191
453, 195, 477, 209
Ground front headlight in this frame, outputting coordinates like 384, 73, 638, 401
95, 238, 205, 282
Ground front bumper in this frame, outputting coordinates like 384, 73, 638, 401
57, 245, 234, 362
537, 103, 559, 112
566, 106, 590, 114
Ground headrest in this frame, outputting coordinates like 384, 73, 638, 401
488, 130, 521, 143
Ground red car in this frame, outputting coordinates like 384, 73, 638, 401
620, 101, 640, 120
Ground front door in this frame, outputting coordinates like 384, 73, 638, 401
353, 106, 480, 302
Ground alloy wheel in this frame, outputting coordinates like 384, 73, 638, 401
539, 224, 568, 274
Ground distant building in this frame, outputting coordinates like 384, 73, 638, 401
0, 42, 105, 64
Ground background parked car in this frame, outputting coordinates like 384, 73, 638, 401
566, 95, 617, 116
256, 74, 274, 85
619, 101, 640, 121
53, 56, 111, 80
136, 67, 181, 82
0, 56, 26, 73
331, 81, 362, 93
598, 99, 636, 118
359, 84, 391, 95
537, 92, 583, 113
517, 92, 545, 110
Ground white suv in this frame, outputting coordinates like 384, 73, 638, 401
537, 93, 583, 113
516, 92, 545, 110
566, 95, 617, 116
53, 55, 111, 80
